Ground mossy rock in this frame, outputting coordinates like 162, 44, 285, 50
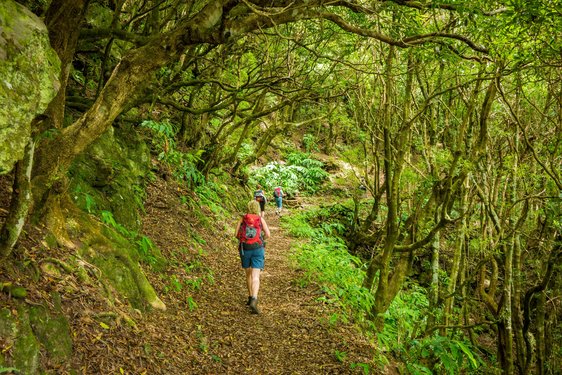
62, 202, 165, 311
0, 0, 60, 174
28, 302, 73, 365
68, 124, 151, 231
0, 300, 73, 372
0, 306, 41, 374
0, 308, 16, 367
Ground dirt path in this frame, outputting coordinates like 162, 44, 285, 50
69, 180, 375, 374
175, 206, 375, 374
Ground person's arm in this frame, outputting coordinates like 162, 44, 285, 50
261, 218, 271, 238
234, 219, 242, 238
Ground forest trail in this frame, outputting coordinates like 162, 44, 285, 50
119, 178, 377, 374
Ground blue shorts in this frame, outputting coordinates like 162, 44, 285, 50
240, 247, 265, 269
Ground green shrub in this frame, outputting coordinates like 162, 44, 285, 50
285, 210, 373, 326
250, 151, 329, 195
286, 208, 484, 374
100, 210, 164, 268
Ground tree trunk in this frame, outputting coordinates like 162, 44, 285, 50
31, 0, 226, 211
370, 46, 399, 328
0, 139, 35, 258
535, 291, 545, 375
443, 178, 468, 334
0, 0, 88, 253
502, 241, 515, 374
426, 231, 440, 330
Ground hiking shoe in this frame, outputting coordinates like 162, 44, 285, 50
249, 297, 260, 314
246, 296, 252, 306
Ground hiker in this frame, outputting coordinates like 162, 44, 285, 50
273, 186, 284, 215
253, 184, 267, 217
235, 200, 271, 314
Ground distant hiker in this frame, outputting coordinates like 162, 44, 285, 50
235, 200, 271, 314
253, 184, 267, 218
273, 186, 284, 215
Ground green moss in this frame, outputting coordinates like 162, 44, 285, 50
0, 309, 15, 367
92, 250, 144, 308
68, 125, 151, 231
29, 304, 73, 364
0, 0, 60, 174
0, 302, 74, 371
0, 308, 16, 340
13, 307, 40, 375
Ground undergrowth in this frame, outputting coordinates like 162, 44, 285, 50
249, 151, 329, 195
283, 206, 485, 374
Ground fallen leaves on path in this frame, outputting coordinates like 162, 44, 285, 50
131, 179, 377, 374
1, 174, 380, 374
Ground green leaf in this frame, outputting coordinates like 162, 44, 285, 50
454, 340, 478, 368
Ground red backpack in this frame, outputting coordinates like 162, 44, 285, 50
237, 214, 263, 248
274, 187, 283, 198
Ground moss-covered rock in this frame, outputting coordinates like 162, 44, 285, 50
12, 306, 40, 374
68, 124, 151, 232
0, 308, 17, 368
0, 0, 61, 174
28, 300, 73, 365
0, 300, 73, 372
56, 200, 165, 311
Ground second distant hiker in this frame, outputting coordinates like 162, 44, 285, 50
253, 184, 267, 218
273, 186, 284, 216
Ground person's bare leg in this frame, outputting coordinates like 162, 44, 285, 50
245, 268, 252, 296
249, 268, 261, 314
251, 268, 261, 298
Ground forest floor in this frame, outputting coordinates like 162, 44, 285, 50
50, 181, 382, 374
0, 171, 388, 374
108, 177, 381, 374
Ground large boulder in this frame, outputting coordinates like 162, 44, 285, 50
0, 0, 60, 174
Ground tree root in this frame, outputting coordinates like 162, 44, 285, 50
0, 282, 27, 298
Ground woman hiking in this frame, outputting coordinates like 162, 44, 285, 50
234, 200, 271, 314
253, 184, 267, 217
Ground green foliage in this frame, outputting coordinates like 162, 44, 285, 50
377, 284, 429, 350
286, 208, 484, 373
281, 211, 317, 238
161, 242, 214, 300
186, 296, 198, 311
193, 179, 230, 216
72, 184, 97, 213
169, 150, 206, 189
100, 210, 163, 267
334, 349, 347, 362
303, 133, 319, 153
135, 235, 158, 266
405, 337, 484, 375
140, 120, 205, 189
350, 362, 371, 374
285, 210, 373, 326
236, 142, 254, 163
85, 3, 114, 28
250, 151, 329, 195
377, 285, 484, 374
100, 210, 128, 236
167, 275, 183, 293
